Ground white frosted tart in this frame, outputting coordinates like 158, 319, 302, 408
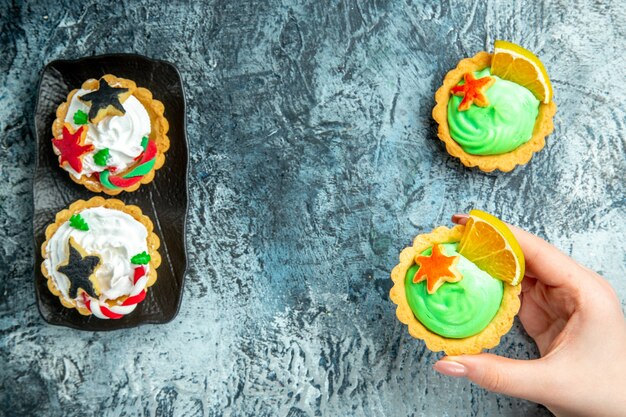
62, 89, 151, 178
51, 74, 170, 195
41, 198, 161, 320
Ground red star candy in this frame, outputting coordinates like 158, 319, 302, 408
52, 123, 94, 173
450, 72, 495, 111
413, 244, 463, 294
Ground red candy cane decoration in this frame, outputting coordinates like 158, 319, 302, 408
98, 140, 158, 190
82, 266, 149, 319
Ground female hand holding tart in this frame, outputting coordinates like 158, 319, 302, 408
434, 214, 626, 417
51, 74, 169, 194
391, 212, 626, 416
433, 41, 557, 172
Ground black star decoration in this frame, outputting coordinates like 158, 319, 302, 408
78, 78, 129, 123
57, 238, 101, 299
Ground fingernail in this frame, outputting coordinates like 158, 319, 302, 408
451, 213, 469, 223
433, 359, 468, 377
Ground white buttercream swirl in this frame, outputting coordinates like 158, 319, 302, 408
43, 207, 150, 305
61, 88, 151, 178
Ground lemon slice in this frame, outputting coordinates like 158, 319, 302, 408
491, 40, 553, 104
457, 209, 525, 285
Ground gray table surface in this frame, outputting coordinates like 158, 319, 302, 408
1, 1, 625, 416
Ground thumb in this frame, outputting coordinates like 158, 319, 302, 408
433, 354, 549, 402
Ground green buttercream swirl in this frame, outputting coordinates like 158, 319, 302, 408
447, 68, 540, 155
405, 243, 503, 338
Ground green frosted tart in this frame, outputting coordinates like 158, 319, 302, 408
390, 224, 522, 355
447, 68, 540, 155
432, 51, 557, 172
405, 243, 504, 338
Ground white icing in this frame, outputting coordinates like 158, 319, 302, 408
60, 88, 151, 178
43, 207, 150, 303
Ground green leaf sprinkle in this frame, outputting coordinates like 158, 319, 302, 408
93, 148, 110, 166
131, 251, 151, 265
141, 136, 149, 150
69, 214, 89, 231
73, 109, 89, 125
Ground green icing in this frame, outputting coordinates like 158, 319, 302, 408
93, 148, 110, 166
131, 251, 151, 265
141, 136, 149, 150
405, 243, 503, 339
69, 213, 89, 231
123, 157, 155, 178
447, 68, 540, 155
98, 170, 119, 190
73, 110, 89, 125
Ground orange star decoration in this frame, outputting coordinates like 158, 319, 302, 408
450, 72, 495, 111
413, 244, 463, 294
52, 123, 94, 173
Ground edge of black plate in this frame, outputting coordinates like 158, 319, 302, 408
32, 53, 189, 331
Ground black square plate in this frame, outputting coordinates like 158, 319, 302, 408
33, 54, 188, 330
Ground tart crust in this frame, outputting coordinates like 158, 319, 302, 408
41, 197, 161, 316
52, 74, 170, 195
432, 52, 557, 172
390, 225, 521, 355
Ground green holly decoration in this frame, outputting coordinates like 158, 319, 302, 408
69, 214, 89, 231
141, 136, 149, 150
73, 110, 89, 125
93, 148, 110, 166
131, 251, 151, 265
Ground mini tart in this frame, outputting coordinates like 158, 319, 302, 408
433, 52, 557, 172
389, 225, 521, 355
41, 197, 161, 318
52, 74, 170, 195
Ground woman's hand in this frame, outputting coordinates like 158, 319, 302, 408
432, 214, 626, 417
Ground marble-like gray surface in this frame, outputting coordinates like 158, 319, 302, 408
1, 0, 625, 416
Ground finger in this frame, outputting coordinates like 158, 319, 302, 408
521, 276, 536, 293
451, 213, 584, 288
505, 224, 585, 287
434, 354, 549, 403
451, 213, 469, 225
